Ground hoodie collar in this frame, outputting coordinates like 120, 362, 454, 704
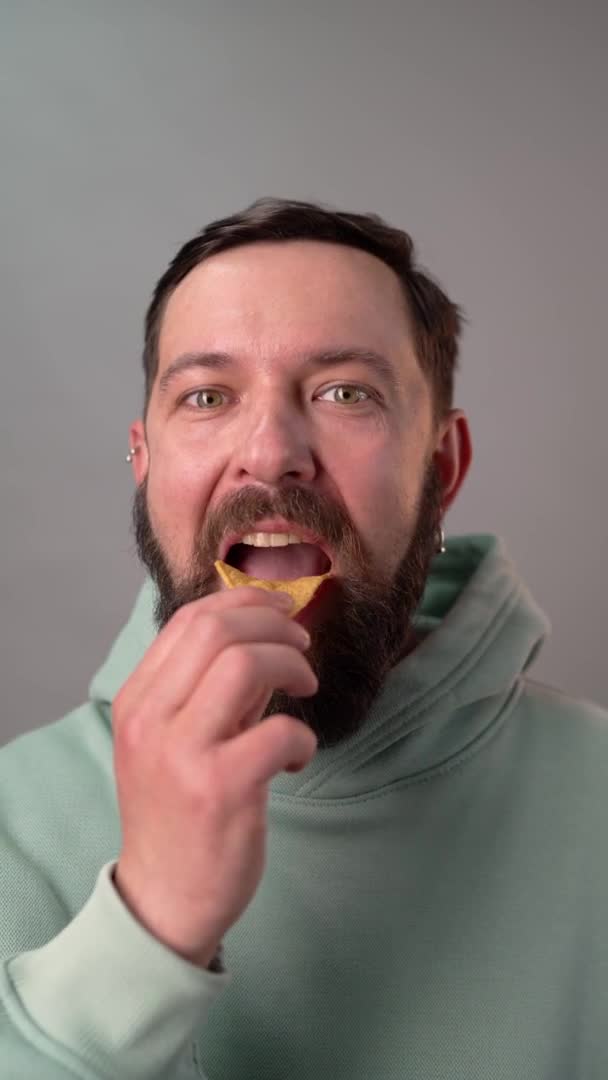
90, 534, 550, 799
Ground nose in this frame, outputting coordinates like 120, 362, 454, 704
229, 393, 317, 487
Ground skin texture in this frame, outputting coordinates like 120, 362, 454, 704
129, 239, 472, 748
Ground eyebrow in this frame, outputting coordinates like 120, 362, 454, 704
158, 347, 402, 397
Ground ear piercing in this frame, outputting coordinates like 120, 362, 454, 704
123, 444, 447, 555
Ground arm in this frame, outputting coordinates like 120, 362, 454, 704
0, 861, 230, 1079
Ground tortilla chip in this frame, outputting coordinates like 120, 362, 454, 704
214, 559, 331, 617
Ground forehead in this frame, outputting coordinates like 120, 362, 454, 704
157, 239, 417, 375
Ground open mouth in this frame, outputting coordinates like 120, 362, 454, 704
225, 541, 332, 580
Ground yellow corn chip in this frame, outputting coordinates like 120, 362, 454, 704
214, 559, 331, 617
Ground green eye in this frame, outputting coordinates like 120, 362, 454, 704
182, 383, 374, 411
320, 384, 370, 405
186, 389, 225, 409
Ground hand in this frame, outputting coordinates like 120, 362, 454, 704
112, 586, 318, 968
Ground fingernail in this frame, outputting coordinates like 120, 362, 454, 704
273, 592, 295, 610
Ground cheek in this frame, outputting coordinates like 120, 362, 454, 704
336, 446, 407, 551
146, 448, 213, 566
335, 434, 423, 571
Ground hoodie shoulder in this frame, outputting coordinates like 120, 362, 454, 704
0, 703, 120, 951
510, 677, 608, 816
522, 677, 608, 732
0, 582, 153, 942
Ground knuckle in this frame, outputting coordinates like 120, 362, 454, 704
115, 708, 145, 749
111, 693, 132, 736
172, 600, 200, 627
268, 713, 294, 743
196, 610, 226, 646
225, 642, 258, 683
112, 686, 127, 719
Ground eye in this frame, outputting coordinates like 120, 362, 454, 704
183, 389, 226, 410
318, 384, 372, 406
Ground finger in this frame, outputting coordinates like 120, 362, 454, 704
221, 713, 318, 795
114, 587, 294, 718
135, 606, 311, 720
179, 642, 319, 749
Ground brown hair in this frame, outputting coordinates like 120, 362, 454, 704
142, 196, 464, 428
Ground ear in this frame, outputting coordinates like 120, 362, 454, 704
432, 409, 473, 515
128, 419, 149, 485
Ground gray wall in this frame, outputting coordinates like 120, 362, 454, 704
1, 0, 607, 746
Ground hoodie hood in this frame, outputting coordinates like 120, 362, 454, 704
89, 533, 551, 799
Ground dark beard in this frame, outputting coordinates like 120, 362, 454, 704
131, 468, 444, 750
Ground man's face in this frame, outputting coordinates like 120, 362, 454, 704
131, 240, 455, 749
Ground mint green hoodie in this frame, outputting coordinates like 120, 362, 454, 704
1, 533, 607, 1079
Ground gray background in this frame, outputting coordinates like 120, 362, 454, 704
1, 0, 607, 747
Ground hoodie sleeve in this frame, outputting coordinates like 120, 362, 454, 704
0, 861, 231, 1079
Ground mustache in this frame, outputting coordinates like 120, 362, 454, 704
187, 485, 372, 572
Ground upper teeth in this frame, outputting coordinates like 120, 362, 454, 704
240, 532, 303, 547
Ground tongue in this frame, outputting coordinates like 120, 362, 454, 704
238, 543, 327, 580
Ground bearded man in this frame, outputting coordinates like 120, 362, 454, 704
1, 198, 606, 1080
